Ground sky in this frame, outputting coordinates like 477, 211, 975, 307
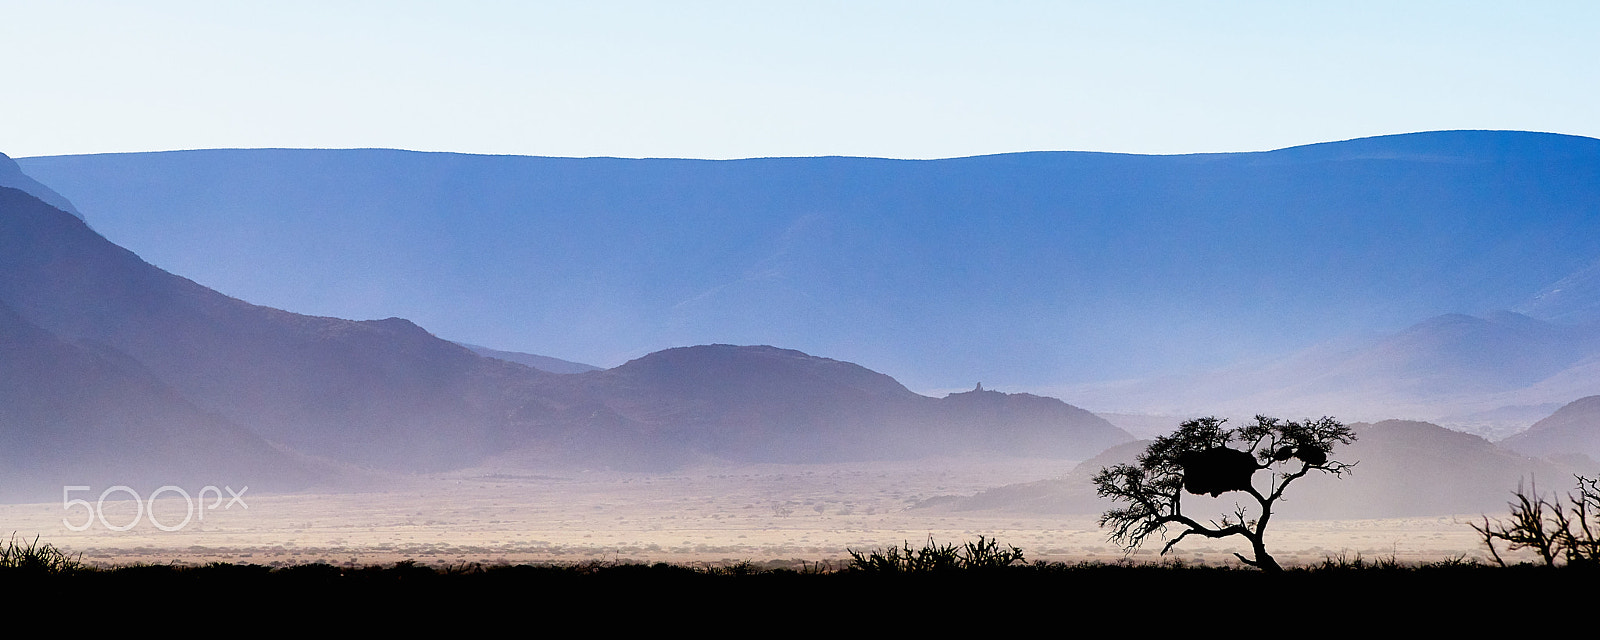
4, 1, 1598, 159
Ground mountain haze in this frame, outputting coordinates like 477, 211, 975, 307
1065, 310, 1600, 432
503, 345, 1131, 468
456, 342, 601, 374
1518, 259, 1600, 324
0, 296, 314, 500
8, 131, 1600, 511
0, 151, 82, 220
21, 131, 1600, 392
0, 186, 547, 473
2, 183, 1127, 494
936, 420, 1584, 519
1500, 395, 1600, 462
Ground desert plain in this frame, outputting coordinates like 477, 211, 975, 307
0, 456, 1510, 569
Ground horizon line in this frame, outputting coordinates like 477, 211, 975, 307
17, 129, 1594, 164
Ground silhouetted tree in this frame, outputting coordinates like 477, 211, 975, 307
1472, 475, 1600, 567
1093, 416, 1355, 572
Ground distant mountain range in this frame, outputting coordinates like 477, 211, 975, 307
1064, 310, 1600, 436
20, 131, 1600, 396
455, 342, 600, 374
5, 132, 1600, 512
0, 152, 81, 220
0, 184, 532, 479
0, 177, 1127, 498
1501, 395, 1600, 463
519, 346, 1129, 468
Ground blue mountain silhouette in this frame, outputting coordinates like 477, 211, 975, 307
22, 130, 1600, 391
1, 184, 1127, 493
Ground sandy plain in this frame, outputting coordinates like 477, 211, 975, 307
0, 457, 1509, 569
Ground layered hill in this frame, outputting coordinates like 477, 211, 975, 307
0, 152, 80, 220
10, 131, 1598, 505
0, 186, 548, 472
456, 342, 601, 374
0, 298, 316, 501
1, 183, 1126, 493
1064, 311, 1600, 435
1501, 395, 1600, 462
517, 346, 1131, 467
21, 131, 1600, 393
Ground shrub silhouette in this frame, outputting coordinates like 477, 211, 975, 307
0, 533, 82, 574
847, 536, 1025, 573
1472, 475, 1600, 567
1093, 415, 1355, 572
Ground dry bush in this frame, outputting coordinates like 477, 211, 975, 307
846, 536, 1025, 573
0, 533, 83, 574
1472, 475, 1600, 567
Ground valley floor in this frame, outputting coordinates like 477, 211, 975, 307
0, 458, 1506, 568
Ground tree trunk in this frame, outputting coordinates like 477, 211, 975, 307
1252, 538, 1282, 572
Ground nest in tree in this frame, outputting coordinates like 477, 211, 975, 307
1178, 447, 1258, 497
1294, 444, 1327, 465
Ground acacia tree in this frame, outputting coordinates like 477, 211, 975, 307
1092, 415, 1355, 572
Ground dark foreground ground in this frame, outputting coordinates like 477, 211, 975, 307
5, 558, 1592, 628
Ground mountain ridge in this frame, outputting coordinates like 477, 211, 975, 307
0, 151, 82, 220
512, 344, 1132, 467
21, 130, 1600, 391
1, 184, 1129, 494
1059, 309, 1600, 438
1500, 395, 1600, 462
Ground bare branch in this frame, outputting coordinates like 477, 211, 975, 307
1470, 516, 1508, 567
1474, 475, 1600, 567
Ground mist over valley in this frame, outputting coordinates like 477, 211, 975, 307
4, 132, 1600, 567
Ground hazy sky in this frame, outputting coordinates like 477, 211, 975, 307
4, 1, 1597, 159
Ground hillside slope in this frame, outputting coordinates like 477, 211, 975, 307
2, 185, 1127, 481
0, 297, 318, 500
22, 131, 1600, 390
511, 345, 1132, 467
0, 186, 543, 472
1500, 395, 1600, 462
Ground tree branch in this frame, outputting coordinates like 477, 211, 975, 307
1094, 414, 1354, 570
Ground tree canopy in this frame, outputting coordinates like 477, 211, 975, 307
1093, 415, 1355, 571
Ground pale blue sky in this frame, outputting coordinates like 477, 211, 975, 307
4, 1, 1596, 159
